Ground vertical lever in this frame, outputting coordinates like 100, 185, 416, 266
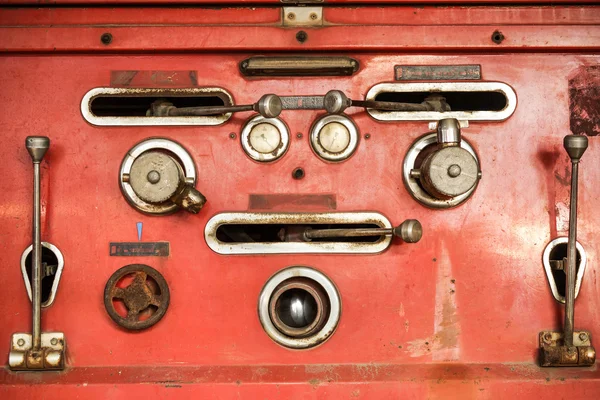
25, 136, 49, 352
8, 137, 65, 371
538, 134, 595, 367
563, 134, 587, 347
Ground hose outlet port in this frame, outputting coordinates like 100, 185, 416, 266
259, 267, 341, 349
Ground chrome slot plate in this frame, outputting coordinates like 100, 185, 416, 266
204, 212, 393, 255
365, 81, 517, 122
81, 87, 234, 126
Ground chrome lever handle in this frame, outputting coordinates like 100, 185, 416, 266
149, 94, 282, 119
563, 134, 588, 346
25, 136, 50, 352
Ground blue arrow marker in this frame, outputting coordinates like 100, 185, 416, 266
137, 222, 143, 241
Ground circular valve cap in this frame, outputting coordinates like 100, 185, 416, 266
129, 151, 183, 204
104, 264, 170, 330
421, 146, 479, 199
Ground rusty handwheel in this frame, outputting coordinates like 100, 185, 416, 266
104, 264, 170, 330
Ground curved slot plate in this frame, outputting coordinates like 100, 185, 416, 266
365, 81, 517, 122
205, 212, 393, 255
21, 242, 64, 308
543, 237, 587, 304
81, 87, 234, 126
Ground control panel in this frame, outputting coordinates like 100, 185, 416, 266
0, 3, 599, 399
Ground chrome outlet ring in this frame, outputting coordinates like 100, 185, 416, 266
258, 266, 341, 349
402, 132, 480, 209
119, 138, 197, 215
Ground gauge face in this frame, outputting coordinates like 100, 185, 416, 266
318, 122, 351, 154
310, 115, 359, 162
248, 123, 281, 154
241, 115, 289, 162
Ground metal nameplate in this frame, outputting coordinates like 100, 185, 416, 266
395, 65, 481, 81
109, 242, 170, 257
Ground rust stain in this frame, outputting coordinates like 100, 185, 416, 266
248, 194, 337, 211
569, 65, 600, 136
110, 70, 200, 88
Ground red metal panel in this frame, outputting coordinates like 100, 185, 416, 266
0, 5, 599, 399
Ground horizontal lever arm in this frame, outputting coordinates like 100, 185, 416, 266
148, 94, 282, 119
304, 219, 422, 243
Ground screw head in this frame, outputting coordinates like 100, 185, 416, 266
296, 31, 308, 43
491, 30, 504, 44
543, 333, 553, 343
100, 32, 113, 45
292, 167, 305, 180
296, 133, 303, 139
310, 13, 318, 20
17, 338, 25, 347
579, 332, 589, 341
147, 170, 161, 184
50, 338, 58, 346
364, 133, 371, 140
229, 133, 236, 139
287, 13, 295, 20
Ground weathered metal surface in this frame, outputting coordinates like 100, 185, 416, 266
104, 264, 170, 330
109, 242, 170, 257
240, 56, 358, 77
1, 3, 600, 398
539, 331, 596, 367
395, 65, 482, 81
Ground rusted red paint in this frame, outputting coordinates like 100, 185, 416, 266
248, 194, 337, 211
569, 66, 600, 136
0, 4, 599, 399
111, 70, 199, 87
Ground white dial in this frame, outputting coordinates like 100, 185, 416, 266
241, 115, 289, 162
248, 123, 281, 154
310, 115, 359, 162
318, 122, 351, 154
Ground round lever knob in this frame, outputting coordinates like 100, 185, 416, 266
393, 219, 423, 243
564, 134, 588, 162
256, 94, 283, 118
324, 90, 350, 114
25, 136, 50, 163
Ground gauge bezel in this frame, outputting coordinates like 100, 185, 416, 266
241, 114, 290, 162
310, 114, 359, 162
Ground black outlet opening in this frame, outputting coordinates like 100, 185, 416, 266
549, 243, 582, 298
25, 246, 59, 305
374, 91, 507, 112
216, 223, 383, 243
90, 94, 229, 117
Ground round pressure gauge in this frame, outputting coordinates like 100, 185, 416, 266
241, 115, 289, 162
310, 114, 359, 162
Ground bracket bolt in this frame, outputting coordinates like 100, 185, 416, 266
579, 332, 589, 341
17, 338, 25, 346
287, 13, 295, 20
50, 338, 58, 346
310, 13, 318, 20
543, 333, 553, 344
